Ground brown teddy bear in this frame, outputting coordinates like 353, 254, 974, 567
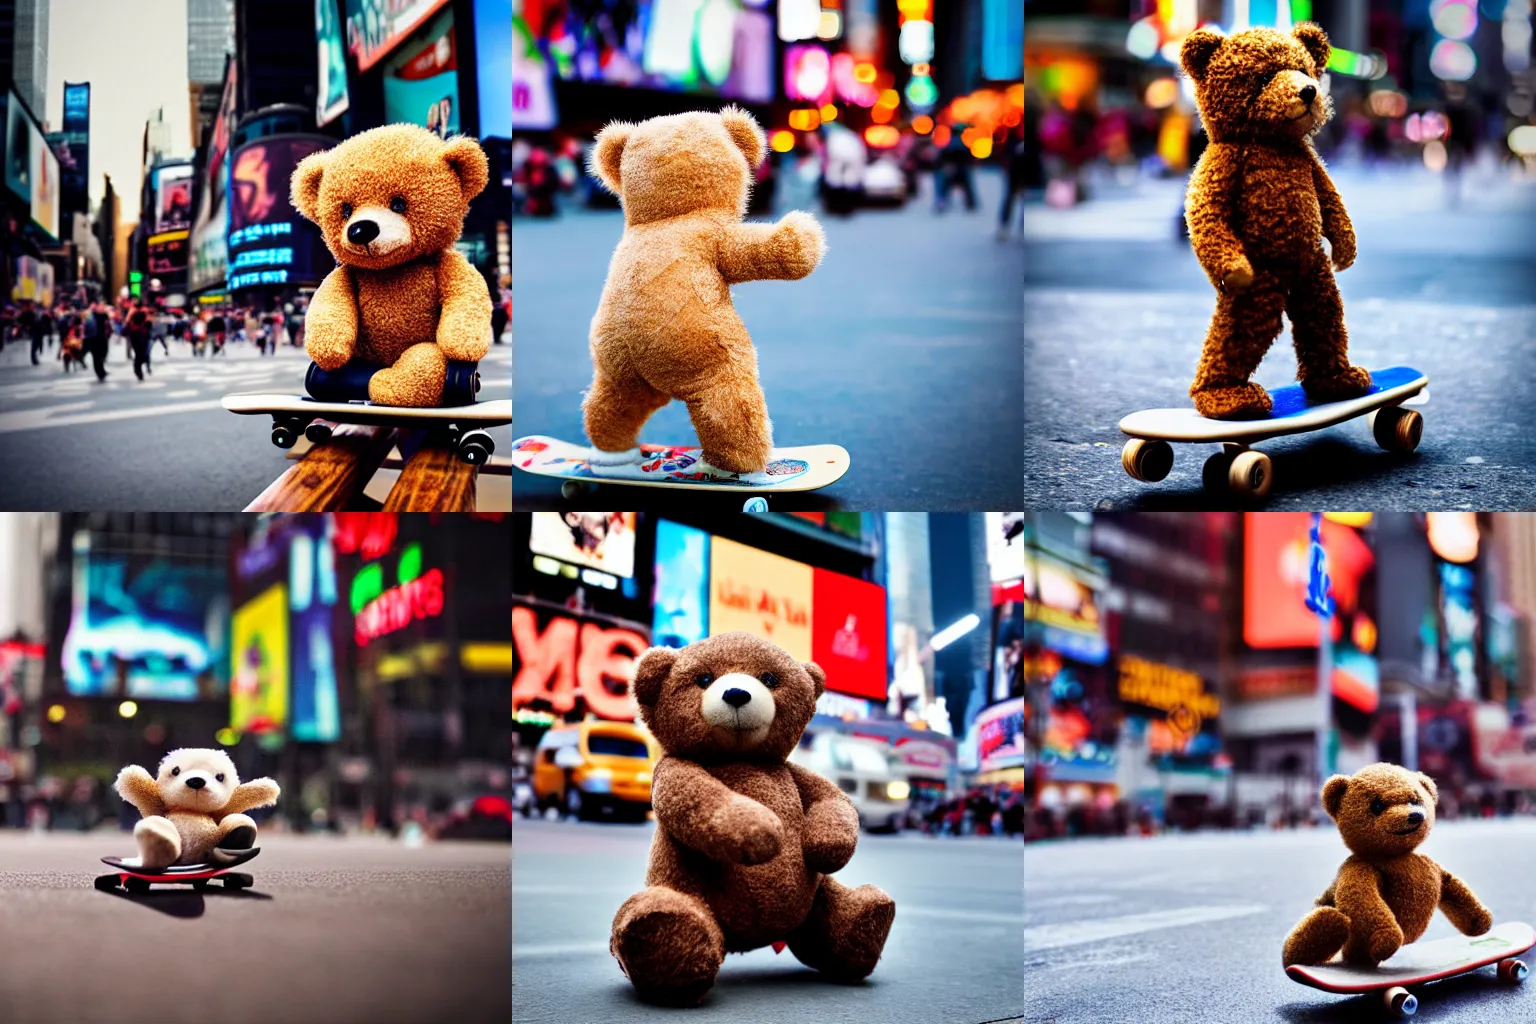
291, 123, 493, 408
114, 748, 280, 868
610, 633, 895, 1005
1180, 24, 1372, 420
583, 107, 826, 475
1282, 762, 1492, 967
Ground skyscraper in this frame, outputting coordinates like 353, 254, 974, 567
10, 0, 48, 118
187, 0, 234, 85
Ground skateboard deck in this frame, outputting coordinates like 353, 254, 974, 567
511, 435, 850, 499
96, 847, 261, 892
223, 393, 512, 464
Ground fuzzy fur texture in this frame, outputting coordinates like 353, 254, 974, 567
583, 108, 826, 474
611, 633, 895, 1005
292, 124, 493, 408
1181, 24, 1371, 419
114, 748, 280, 868
1282, 763, 1492, 967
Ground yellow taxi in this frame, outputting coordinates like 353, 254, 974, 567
531, 720, 659, 821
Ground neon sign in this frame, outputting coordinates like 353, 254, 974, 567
354, 566, 444, 645
512, 606, 646, 721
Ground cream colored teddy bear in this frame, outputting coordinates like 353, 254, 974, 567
114, 748, 280, 868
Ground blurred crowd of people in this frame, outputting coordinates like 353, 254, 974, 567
916, 785, 1026, 838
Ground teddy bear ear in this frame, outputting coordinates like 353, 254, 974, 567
442, 135, 490, 200
1179, 27, 1225, 83
630, 646, 678, 709
589, 121, 635, 195
802, 661, 826, 699
290, 150, 329, 224
1321, 774, 1350, 818
719, 105, 766, 169
1293, 22, 1333, 78
1417, 772, 1439, 805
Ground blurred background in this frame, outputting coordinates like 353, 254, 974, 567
511, 511, 1024, 1022
1021, 0, 1536, 508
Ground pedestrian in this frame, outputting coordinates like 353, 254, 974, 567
29, 305, 49, 365
125, 303, 153, 380
934, 126, 978, 213
998, 123, 1027, 239
289, 299, 306, 349
208, 309, 227, 355
191, 311, 207, 356
84, 302, 109, 380
491, 286, 509, 345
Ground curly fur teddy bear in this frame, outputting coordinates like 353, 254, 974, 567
114, 748, 280, 868
1180, 23, 1372, 420
1282, 763, 1492, 967
611, 633, 895, 1005
583, 107, 826, 475
291, 123, 493, 408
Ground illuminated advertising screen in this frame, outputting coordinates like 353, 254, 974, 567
512, 10, 558, 130
147, 230, 190, 275
810, 568, 887, 701
1243, 513, 1374, 649
513, 603, 648, 720
345, 0, 453, 72
289, 524, 341, 742
230, 584, 290, 734
653, 520, 709, 648
536, 0, 774, 102
316, 0, 351, 127
529, 512, 636, 577
59, 82, 90, 214
784, 44, 832, 104
975, 696, 1026, 773
383, 6, 460, 137
190, 59, 238, 293
985, 512, 1026, 582
476, 0, 513, 138
710, 536, 812, 660
60, 542, 229, 700
227, 135, 336, 291
154, 164, 194, 233
5, 90, 60, 239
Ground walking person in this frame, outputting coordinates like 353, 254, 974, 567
997, 123, 1028, 239
85, 301, 109, 380
125, 303, 153, 381
934, 127, 977, 213
29, 305, 50, 365
208, 309, 227, 355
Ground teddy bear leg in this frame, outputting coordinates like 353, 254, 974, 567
1190, 272, 1286, 420
133, 815, 182, 869
1281, 906, 1351, 966
684, 376, 773, 475
582, 370, 669, 457
784, 876, 896, 982
611, 885, 725, 1006
215, 813, 258, 851
1288, 258, 1371, 402
368, 342, 447, 407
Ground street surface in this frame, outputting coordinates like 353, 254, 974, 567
1023, 162, 1536, 509
512, 817, 1024, 1023
0, 829, 511, 1024
0, 338, 512, 510
512, 172, 1024, 510
1025, 819, 1536, 1023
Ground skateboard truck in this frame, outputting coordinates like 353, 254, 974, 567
305, 358, 482, 407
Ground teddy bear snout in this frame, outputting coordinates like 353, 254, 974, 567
184, 775, 206, 790
1299, 84, 1317, 106
347, 219, 380, 245
722, 688, 752, 709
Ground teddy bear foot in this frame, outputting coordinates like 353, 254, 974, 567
786, 880, 896, 982
612, 887, 724, 1006
1282, 906, 1351, 966
1300, 365, 1372, 403
219, 825, 257, 850
1191, 383, 1273, 420
586, 446, 642, 475
133, 815, 181, 869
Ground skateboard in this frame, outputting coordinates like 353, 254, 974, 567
1118, 366, 1428, 500
1286, 921, 1534, 1018
223, 394, 512, 465
511, 435, 850, 510
94, 846, 262, 894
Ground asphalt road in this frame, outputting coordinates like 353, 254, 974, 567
0, 337, 512, 511
511, 817, 1024, 1023
511, 171, 1024, 511
1025, 819, 1536, 1024
1023, 161, 1536, 509
0, 830, 511, 1024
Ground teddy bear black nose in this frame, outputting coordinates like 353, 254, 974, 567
1406, 809, 1424, 826
185, 776, 206, 790
1299, 85, 1317, 105
347, 219, 380, 245
722, 688, 751, 708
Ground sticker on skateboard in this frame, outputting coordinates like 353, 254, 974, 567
223, 393, 513, 465
95, 846, 262, 894
1117, 366, 1428, 500
1286, 921, 1534, 1018
511, 435, 849, 508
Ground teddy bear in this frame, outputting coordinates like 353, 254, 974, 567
290, 123, 493, 408
582, 107, 826, 475
610, 632, 895, 1005
1282, 762, 1492, 967
114, 748, 280, 868
1179, 23, 1373, 420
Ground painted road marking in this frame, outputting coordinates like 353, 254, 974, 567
513, 941, 611, 959
0, 399, 226, 433
1025, 905, 1269, 952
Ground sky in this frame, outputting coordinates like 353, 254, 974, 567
44, 0, 194, 222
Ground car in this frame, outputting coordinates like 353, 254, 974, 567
790, 732, 911, 833
531, 720, 658, 822
863, 157, 908, 205
436, 794, 513, 840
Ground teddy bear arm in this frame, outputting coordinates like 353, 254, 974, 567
1438, 868, 1493, 935
113, 765, 164, 818
434, 250, 493, 362
786, 762, 859, 873
718, 214, 825, 284
652, 758, 781, 864
219, 778, 280, 817
1185, 144, 1251, 288
304, 266, 359, 371
1334, 858, 1401, 956
1307, 152, 1356, 266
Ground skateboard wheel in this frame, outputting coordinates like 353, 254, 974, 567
192, 878, 209, 892
271, 425, 297, 449
1228, 451, 1273, 500
743, 497, 769, 513
1373, 406, 1422, 453
1498, 958, 1527, 983
1121, 439, 1173, 482
560, 480, 590, 500
1383, 986, 1416, 1017
458, 429, 495, 465
124, 875, 151, 894
1201, 451, 1234, 493
304, 422, 332, 445
93, 874, 120, 892
223, 872, 252, 889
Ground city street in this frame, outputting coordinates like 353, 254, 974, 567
512, 172, 1024, 510
1023, 163, 1536, 509
0, 338, 512, 510
511, 817, 1024, 1023
0, 829, 511, 1024
1025, 819, 1536, 1024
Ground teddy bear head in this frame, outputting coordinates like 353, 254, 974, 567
1321, 762, 1439, 859
156, 747, 241, 814
588, 106, 766, 226
1180, 24, 1333, 145
291, 123, 489, 271
630, 633, 825, 763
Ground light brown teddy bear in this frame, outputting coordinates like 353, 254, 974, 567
114, 748, 280, 868
583, 107, 826, 475
291, 123, 493, 408
611, 633, 895, 1006
1282, 762, 1492, 967
1180, 23, 1372, 420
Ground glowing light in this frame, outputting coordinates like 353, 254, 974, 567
932, 613, 981, 651
933, 124, 951, 147
912, 62, 931, 78
1323, 513, 1374, 527
854, 62, 878, 85
118, 701, 138, 718
47, 704, 66, 723
817, 9, 841, 39
1509, 125, 1536, 156
1429, 39, 1477, 80
1406, 111, 1449, 142
1427, 512, 1479, 563
886, 780, 911, 801
1431, 0, 1477, 41
877, 88, 900, 108
1159, 40, 1183, 63
821, 103, 839, 121
905, 74, 938, 109
1424, 139, 1448, 171
899, 19, 934, 63
970, 137, 994, 159
787, 107, 822, 131
1327, 48, 1388, 79
215, 727, 239, 746
864, 125, 901, 148
1367, 90, 1408, 118
1127, 18, 1160, 61
912, 114, 934, 134
871, 104, 894, 124
770, 129, 796, 153
1144, 77, 1179, 110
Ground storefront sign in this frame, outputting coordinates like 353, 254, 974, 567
345, 0, 452, 72
1117, 655, 1219, 720
710, 537, 812, 660
894, 737, 951, 773
354, 567, 444, 645
511, 606, 646, 721
1234, 666, 1317, 702
976, 697, 1026, 773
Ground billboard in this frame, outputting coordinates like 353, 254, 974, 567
710, 536, 812, 660
810, 567, 887, 701
652, 520, 709, 648
190, 58, 238, 293
154, 164, 194, 233
345, 0, 453, 72
383, 6, 459, 138
59, 82, 90, 215
289, 525, 341, 742
5, 89, 60, 239
476, 0, 512, 138
529, 513, 637, 577
147, 230, 190, 275
511, 11, 558, 130
975, 696, 1026, 773
227, 135, 336, 291
1243, 513, 1374, 649
986, 512, 1026, 582
316, 0, 351, 127
230, 584, 290, 734
60, 541, 229, 700
512, 603, 648, 721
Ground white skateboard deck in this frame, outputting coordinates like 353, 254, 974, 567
511, 435, 849, 493
223, 393, 512, 427
1287, 921, 1535, 994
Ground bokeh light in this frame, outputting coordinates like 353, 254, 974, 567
770, 129, 796, 153
911, 114, 934, 134
1429, 39, 1477, 81
1144, 78, 1179, 110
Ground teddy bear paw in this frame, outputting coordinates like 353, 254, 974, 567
1192, 383, 1273, 420
1368, 925, 1404, 963
1220, 261, 1255, 292
1300, 365, 1372, 403
775, 211, 826, 278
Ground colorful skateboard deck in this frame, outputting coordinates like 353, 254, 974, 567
223, 393, 512, 464
1287, 921, 1534, 1018
96, 847, 261, 892
511, 435, 850, 503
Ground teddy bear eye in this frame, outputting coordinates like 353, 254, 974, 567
1369, 797, 1386, 816
389, 196, 407, 214
695, 672, 715, 689
759, 672, 779, 688
340, 202, 354, 218
170, 767, 180, 777
216, 774, 225, 782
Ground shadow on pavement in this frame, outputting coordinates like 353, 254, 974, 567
96, 883, 275, 918
1275, 968, 1520, 1023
